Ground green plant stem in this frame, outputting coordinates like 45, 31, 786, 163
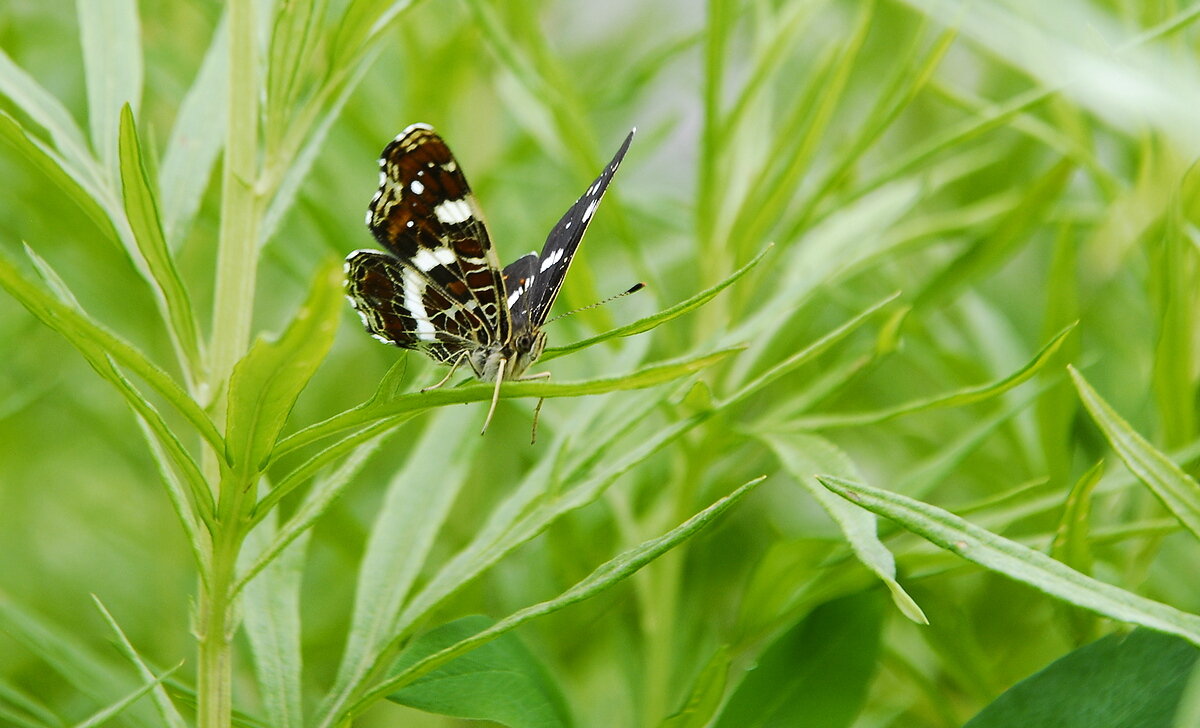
210, 0, 261, 387
199, 0, 259, 724
197, 528, 238, 726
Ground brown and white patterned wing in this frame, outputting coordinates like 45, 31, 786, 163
361, 123, 510, 347
344, 249, 478, 364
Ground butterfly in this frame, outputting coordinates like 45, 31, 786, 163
345, 123, 636, 432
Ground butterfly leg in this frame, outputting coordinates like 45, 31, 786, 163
481, 358, 507, 435
422, 350, 468, 392
519, 372, 552, 445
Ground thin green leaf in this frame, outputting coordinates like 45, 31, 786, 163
725, 292, 901, 406
661, 647, 730, 728
1070, 366, 1200, 542
275, 347, 741, 458
70, 665, 180, 728
318, 406, 722, 726
132, 417, 209, 578
0, 47, 96, 176
3, 250, 214, 525
118, 105, 203, 381
915, 158, 1074, 309
334, 409, 483, 698
0, 248, 222, 451
0, 112, 117, 242
0, 678, 59, 728
761, 434, 926, 624
90, 597, 187, 728
1151, 174, 1199, 447
348, 476, 767, 717
539, 244, 773, 362
1052, 460, 1104, 576
265, 0, 326, 142
77, 0, 142, 176
260, 44, 379, 246
241, 506, 307, 728
788, 324, 1075, 430
224, 260, 342, 472
1037, 225, 1082, 488
160, 14, 226, 246
818, 475, 1200, 646
0, 596, 135, 719
385, 616, 572, 727
234, 432, 385, 602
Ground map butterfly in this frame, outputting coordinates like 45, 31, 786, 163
345, 123, 636, 432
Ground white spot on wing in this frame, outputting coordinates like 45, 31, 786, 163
434, 198, 472, 224
413, 247, 457, 272
410, 179, 425, 194
402, 268, 437, 341
539, 248, 564, 272
582, 199, 599, 222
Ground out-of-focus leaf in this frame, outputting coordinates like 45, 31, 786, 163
714, 594, 884, 728
386, 616, 571, 728
965, 629, 1200, 728
819, 475, 1200, 645
77, 0, 143, 175
1071, 366, 1200, 542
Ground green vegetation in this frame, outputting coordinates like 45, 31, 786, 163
2, 0, 1200, 726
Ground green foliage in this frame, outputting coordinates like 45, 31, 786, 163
965, 629, 1200, 728
3, 1, 1200, 727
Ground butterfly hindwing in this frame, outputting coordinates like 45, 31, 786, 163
344, 249, 479, 363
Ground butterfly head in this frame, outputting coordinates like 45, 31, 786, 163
471, 327, 546, 382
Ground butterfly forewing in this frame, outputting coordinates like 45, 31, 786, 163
363, 123, 510, 346
519, 129, 636, 329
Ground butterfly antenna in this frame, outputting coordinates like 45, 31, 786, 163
545, 282, 646, 326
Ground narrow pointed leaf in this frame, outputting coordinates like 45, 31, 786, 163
225, 260, 342, 471
762, 433, 926, 624
242, 508, 307, 728
0, 112, 117, 242
118, 105, 202, 376
818, 475, 1200, 645
350, 476, 767, 714
1071, 366, 1200, 542
90, 597, 187, 728
276, 347, 741, 458
335, 409, 482, 696
540, 245, 772, 362
160, 14, 226, 245
790, 324, 1074, 430
77, 0, 142, 175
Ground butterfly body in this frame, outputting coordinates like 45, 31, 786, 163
345, 123, 634, 422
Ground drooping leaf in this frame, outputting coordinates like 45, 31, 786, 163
818, 475, 1200, 645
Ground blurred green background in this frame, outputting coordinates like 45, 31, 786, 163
2, 0, 1200, 726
